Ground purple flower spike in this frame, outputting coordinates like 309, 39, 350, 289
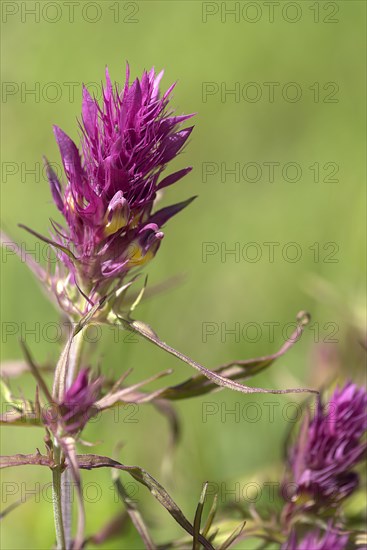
282, 525, 349, 550
288, 382, 367, 507
45, 64, 195, 308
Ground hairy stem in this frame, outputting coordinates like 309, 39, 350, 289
52, 443, 66, 550
52, 329, 85, 549
62, 329, 85, 548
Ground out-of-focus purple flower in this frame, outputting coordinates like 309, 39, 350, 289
44, 368, 102, 435
287, 382, 367, 507
282, 525, 349, 550
44, 64, 195, 307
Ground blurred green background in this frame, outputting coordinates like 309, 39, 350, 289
1, 1, 366, 548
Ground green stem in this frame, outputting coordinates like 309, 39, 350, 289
52, 443, 66, 550
62, 329, 85, 549
52, 328, 85, 549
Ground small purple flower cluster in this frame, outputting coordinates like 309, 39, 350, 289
288, 381, 367, 507
282, 525, 349, 550
281, 381, 367, 549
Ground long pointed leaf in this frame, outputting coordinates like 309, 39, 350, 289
75, 454, 215, 550
113, 316, 317, 396
0, 453, 54, 469
112, 470, 156, 549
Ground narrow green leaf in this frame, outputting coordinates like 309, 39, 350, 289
202, 494, 218, 537
193, 482, 208, 550
218, 521, 246, 550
